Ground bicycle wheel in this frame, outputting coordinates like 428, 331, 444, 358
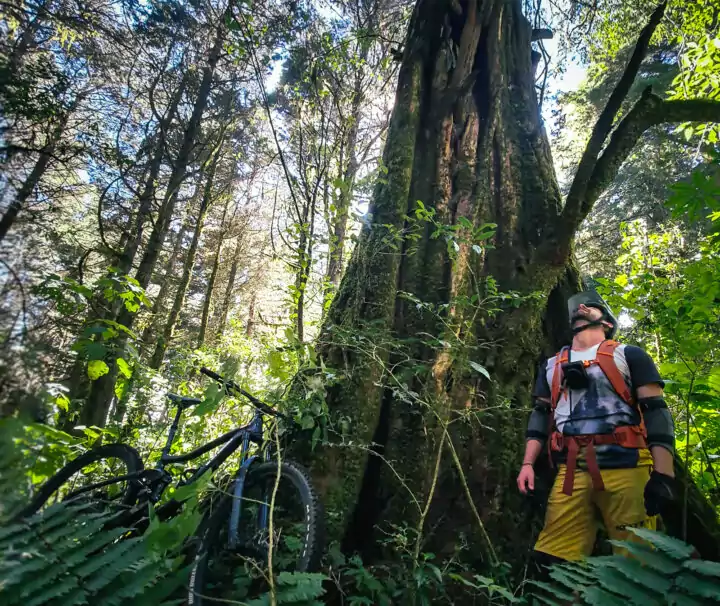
188, 461, 324, 605
18, 444, 143, 518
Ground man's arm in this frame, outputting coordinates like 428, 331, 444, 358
637, 383, 675, 477
625, 344, 675, 477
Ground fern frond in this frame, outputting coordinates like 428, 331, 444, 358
627, 528, 695, 560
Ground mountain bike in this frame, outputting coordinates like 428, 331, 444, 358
18, 368, 324, 602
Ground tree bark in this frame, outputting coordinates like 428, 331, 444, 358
302, 0, 720, 565
197, 193, 231, 347
151, 153, 219, 368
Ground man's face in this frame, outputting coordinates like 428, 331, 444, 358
571, 303, 606, 331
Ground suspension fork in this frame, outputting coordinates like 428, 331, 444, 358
227, 432, 254, 550
258, 446, 273, 533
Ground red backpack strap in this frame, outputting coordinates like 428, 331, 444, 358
596, 340, 633, 404
550, 347, 570, 409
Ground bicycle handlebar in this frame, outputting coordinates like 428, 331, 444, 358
200, 367, 223, 382
200, 367, 288, 421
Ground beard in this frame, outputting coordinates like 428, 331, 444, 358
571, 310, 594, 326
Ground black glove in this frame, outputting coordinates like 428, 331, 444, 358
644, 471, 677, 516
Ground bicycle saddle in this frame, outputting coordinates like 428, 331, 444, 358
166, 393, 203, 408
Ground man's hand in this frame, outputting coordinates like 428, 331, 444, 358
645, 470, 677, 516
517, 464, 535, 494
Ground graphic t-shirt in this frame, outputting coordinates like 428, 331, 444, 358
533, 343, 663, 468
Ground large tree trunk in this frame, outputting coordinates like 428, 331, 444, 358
304, 0, 720, 566
308, 0, 566, 564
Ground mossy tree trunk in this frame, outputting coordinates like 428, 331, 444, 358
305, 0, 720, 565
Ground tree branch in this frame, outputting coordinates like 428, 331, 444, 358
562, 1, 667, 228
583, 92, 720, 212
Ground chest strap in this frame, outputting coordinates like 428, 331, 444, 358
551, 426, 647, 495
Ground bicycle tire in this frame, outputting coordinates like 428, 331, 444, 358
188, 460, 324, 605
18, 443, 143, 518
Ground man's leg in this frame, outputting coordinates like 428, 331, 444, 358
534, 465, 597, 562
593, 465, 656, 555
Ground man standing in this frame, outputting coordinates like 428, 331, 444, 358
517, 291, 677, 565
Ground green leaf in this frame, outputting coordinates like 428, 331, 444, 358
116, 358, 132, 379
469, 361, 490, 380
87, 360, 109, 380
683, 558, 720, 577
607, 540, 681, 574
457, 216, 473, 229
594, 555, 671, 593
675, 573, 720, 599
84, 342, 107, 361
528, 580, 575, 603
55, 394, 70, 412
581, 586, 628, 606
666, 592, 705, 606
627, 528, 695, 560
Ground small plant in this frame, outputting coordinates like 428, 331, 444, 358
0, 503, 190, 606
531, 527, 720, 605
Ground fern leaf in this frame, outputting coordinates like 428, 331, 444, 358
593, 566, 662, 604
607, 540, 681, 574
75, 536, 142, 578
114, 561, 166, 600
61, 584, 92, 606
683, 558, 720, 578
1, 550, 54, 591
548, 566, 592, 591
25, 575, 78, 606
132, 564, 191, 606
626, 528, 695, 560
580, 586, 629, 606
665, 591, 705, 606
84, 540, 148, 593
592, 554, 672, 594
0, 522, 33, 547
527, 579, 575, 603
674, 573, 720, 600
63, 527, 128, 567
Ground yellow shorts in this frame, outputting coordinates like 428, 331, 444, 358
534, 464, 656, 561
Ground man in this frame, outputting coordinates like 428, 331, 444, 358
517, 291, 677, 566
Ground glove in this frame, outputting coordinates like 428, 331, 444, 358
644, 471, 677, 516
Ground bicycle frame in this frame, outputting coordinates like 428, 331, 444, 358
156, 404, 275, 550
63, 374, 281, 552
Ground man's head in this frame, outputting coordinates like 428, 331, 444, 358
567, 291, 617, 339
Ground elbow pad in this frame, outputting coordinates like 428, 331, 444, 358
526, 400, 551, 441
640, 397, 675, 453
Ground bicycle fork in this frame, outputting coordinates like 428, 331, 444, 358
226, 437, 272, 550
